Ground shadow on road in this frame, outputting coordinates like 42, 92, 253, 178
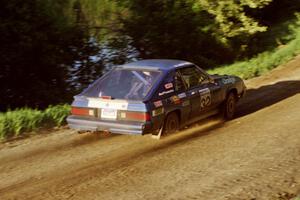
236, 80, 300, 118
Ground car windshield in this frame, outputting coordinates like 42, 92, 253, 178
81, 68, 162, 100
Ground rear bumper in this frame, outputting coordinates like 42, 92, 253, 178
67, 115, 152, 135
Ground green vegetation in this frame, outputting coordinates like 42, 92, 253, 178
0, 105, 70, 140
192, 0, 272, 40
208, 16, 300, 79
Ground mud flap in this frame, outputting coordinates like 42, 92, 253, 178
151, 123, 164, 140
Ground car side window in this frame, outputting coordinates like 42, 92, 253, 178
175, 71, 186, 91
179, 66, 208, 89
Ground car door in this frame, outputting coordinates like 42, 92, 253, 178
173, 70, 191, 124
149, 70, 191, 129
196, 68, 222, 111
177, 66, 203, 119
197, 81, 221, 112
178, 65, 221, 119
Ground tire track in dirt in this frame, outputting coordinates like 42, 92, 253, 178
0, 120, 224, 199
160, 94, 300, 200
176, 148, 300, 200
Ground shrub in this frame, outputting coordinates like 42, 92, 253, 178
208, 19, 300, 79
45, 105, 71, 126
0, 105, 70, 140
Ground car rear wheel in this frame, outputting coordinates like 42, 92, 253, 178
163, 112, 179, 135
152, 112, 179, 139
222, 92, 237, 120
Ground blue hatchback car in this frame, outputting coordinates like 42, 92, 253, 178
67, 59, 246, 138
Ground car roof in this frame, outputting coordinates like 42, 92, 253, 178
118, 59, 193, 71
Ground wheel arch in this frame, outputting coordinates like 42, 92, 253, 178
227, 88, 238, 98
165, 109, 181, 123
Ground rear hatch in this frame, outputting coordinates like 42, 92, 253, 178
70, 68, 162, 123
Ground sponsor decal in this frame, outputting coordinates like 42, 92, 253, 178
101, 108, 117, 120
182, 100, 190, 107
199, 88, 211, 109
152, 107, 164, 117
87, 98, 102, 108
153, 100, 163, 108
178, 92, 187, 99
199, 88, 210, 94
164, 82, 174, 89
87, 98, 128, 110
222, 77, 235, 84
159, 89, 174, 96
170, 95, 181, 104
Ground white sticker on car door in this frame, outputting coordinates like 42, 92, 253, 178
199, 88, 211, 109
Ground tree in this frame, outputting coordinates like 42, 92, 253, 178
0, 0, 101, 110
192, 0, 272, 42
118, 0, 235, 68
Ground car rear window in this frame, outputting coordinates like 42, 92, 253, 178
81, 68, 162, 100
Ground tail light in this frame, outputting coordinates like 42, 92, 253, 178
119, 111, 151, 122
71, 107, 95, 116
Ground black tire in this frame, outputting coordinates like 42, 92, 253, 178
222, 92, 237, 120
163, 112, 179, 135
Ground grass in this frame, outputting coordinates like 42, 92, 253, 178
0, 105, 70, 140
208, 15, 300, 79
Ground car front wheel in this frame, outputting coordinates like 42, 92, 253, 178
223, 92, 237, 120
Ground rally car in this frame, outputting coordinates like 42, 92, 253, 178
67, 59, 246, 138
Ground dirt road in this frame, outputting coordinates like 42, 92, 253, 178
1, 57, 300, 200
